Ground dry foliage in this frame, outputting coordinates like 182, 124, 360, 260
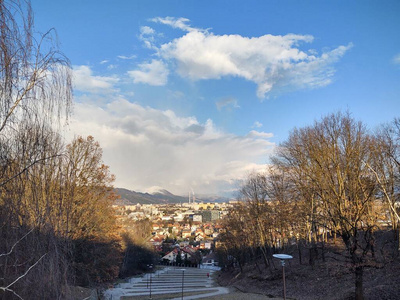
0, 1, 122, 299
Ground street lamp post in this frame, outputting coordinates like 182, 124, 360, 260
181, 269, 185, 300
149, 274, 152, 299
273, 254, 293, 300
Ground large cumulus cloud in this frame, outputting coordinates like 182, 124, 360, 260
147, 17, 352, 98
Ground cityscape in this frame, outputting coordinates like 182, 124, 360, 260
0, 1, 399, 299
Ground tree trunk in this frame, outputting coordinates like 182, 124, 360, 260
392, 227, 399, 258
250, 246, 262, 274
397, 223, 400, 254
355, 266, 364, 300
238, 260, 243, 273
298, 242, 302, 265
309, 242, 318, 267
259, 245, 270, 269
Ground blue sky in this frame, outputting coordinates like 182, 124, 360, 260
33, 1, 400, 196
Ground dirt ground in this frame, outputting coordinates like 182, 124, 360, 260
200, 290, 283, 300
217, 262, 400, 300
216, 239, 400, 300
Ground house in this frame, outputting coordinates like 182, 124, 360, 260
179, 241, 190, 247
201, 251, 218, 267
212, 232, 219, 238
181, 245, 197, 257
204, 226, 213, 236
149, 235, 164, 246
193, 214, 202, 222
195, 229, 206, 241
199, 241, 212, 249
162, 248, 179, 263
161, 247, 195, 263
181, 229, 192, 239
182, 246, 200, 264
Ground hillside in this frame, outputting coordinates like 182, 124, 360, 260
217, 231, 400, 300
114, 188, 230, 205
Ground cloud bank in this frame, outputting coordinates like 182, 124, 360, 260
67, 96, 273, 195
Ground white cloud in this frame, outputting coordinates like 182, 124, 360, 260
151, 17, 200, 32
128, 59, 169, 86
246, 130, 273, 139
150, 19, 352, 98
107, 64, 118, 70
252, 121, 263, 128
66, 98, 274, 195
393, 53, 400, 64
139, 26, 158, 49
216, 97, 240, 111
73, 65, 119, 93
140, 26, 155, 35
117, 55, 136, 60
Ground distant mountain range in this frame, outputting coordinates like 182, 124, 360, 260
114, 188, 231, 205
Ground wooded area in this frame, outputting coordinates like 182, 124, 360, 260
0, 1, 153, 298
218, 112, 400, 300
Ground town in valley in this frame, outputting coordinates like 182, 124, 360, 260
114, 197, 235, 267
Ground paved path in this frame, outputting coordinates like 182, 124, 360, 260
104, 267, 230, 300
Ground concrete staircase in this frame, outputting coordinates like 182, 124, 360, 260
104, 266, 229, 299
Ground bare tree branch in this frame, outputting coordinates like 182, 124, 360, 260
6, 253, 47, 289
0, 253, 47, 299
364, 160, 400, 223
0, 228, 34, 258
0, 154, 63, 187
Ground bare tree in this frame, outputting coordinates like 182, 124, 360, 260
219, 113, 399, 299
219, 202, 251, 273
368, 119, 400, 254
0, 0, 72, 134
273, 112, 379, 300
221, 171, 300, 273
0, 0, 72, 191
0, 1, 72, 298
238, 172, 273, 269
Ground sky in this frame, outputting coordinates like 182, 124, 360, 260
32, 0, 400, 196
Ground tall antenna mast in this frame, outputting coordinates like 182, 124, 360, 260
191, 187, 195, 204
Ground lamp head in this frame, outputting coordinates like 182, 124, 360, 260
273, 254, 293, 260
